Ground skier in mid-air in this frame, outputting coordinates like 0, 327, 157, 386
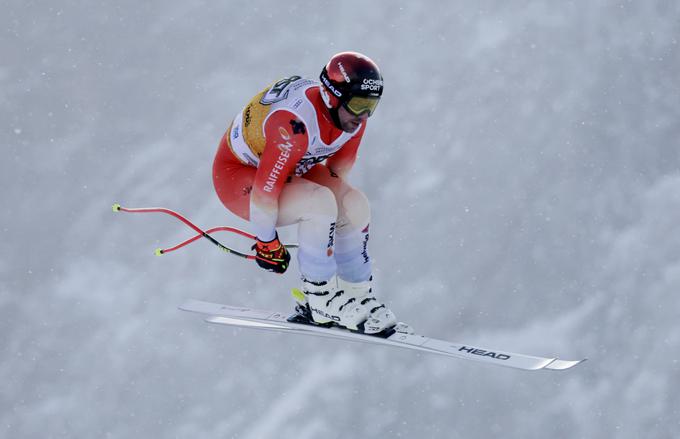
114, 52, 584, 368
212, 52, 410, 335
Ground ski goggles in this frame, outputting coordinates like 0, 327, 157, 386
343, 95, 380, 117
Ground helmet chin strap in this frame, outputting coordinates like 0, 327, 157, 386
320, 85, 344, 130
329, 106, 343, 130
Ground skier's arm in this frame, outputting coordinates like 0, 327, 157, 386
325, 122, 366, 179
250, 110, 308, 241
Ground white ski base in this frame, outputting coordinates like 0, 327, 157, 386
179, 299, 585, 371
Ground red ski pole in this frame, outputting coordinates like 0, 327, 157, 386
112, 203, 297, 260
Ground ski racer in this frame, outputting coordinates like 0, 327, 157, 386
212, 52, 409, 335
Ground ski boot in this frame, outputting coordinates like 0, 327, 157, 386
337, 277, 414, 335
288, 276, 412, 337
287, 276, 345, 327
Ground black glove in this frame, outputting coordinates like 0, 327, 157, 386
252, 233, 290, 274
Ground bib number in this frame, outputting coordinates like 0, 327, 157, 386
260, 76, 302, 105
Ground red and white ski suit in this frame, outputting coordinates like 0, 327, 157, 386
212, 76, 371, 282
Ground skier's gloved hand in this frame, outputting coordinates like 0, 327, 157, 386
252, 233, 290, 274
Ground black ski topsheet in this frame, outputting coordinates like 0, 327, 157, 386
179, 300, 585, 371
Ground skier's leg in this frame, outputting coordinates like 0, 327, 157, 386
334, 189, 372, 282
302, 165, 408, 334
275, 179, 338, 283
274, 171, 374, 329
302, 165, 372, 282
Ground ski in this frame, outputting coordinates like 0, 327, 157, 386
179, 299, 585, 371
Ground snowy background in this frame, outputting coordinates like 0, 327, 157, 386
2, 1, 679, 437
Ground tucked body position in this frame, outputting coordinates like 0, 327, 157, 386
212, 52, 411, 336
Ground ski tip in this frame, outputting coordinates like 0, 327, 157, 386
545, 358, 587, 370
155, 248, 164, 256
112, 203, 121, 212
